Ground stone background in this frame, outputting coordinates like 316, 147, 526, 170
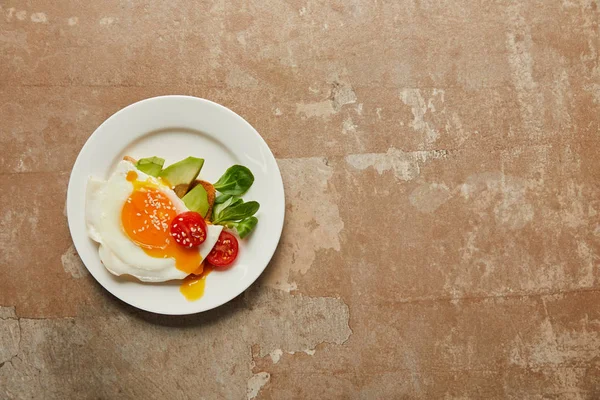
1, 0, 599, 398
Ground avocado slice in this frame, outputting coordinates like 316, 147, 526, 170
158, 157, 204, 194
182, 183, 209, 217
135, 157, 165, 177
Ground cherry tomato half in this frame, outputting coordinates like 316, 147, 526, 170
206, 230, 239, 267
170, 211, 207, 248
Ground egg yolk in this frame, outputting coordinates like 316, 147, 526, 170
121, 170, 201, 274
180, 264, 213, 301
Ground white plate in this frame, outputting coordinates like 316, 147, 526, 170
67, 96, 285, 315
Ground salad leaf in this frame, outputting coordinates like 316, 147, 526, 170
213, 165, 254, 196
211, 165, 260, 237
212, 195, 238, 221
217, 198, 244, 220
214, 194, 233, 204
213, 200, 259, 224
226, 217, 258, 239
136, 157, 165, 177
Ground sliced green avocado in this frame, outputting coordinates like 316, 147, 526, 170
182, 185, 208, 218
182, 183, 209, 217
159, 157, 204, 193
136, 157, 165, 177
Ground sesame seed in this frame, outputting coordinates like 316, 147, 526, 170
179, 218, 183, 221
182, 232, 186, 237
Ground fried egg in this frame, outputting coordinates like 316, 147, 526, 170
86, 160, 222, 282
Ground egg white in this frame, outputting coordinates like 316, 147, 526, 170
85, 160, 222, 282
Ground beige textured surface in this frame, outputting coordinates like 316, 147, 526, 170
1, 0, 600, 398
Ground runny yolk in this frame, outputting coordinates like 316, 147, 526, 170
180, 264, 214, 301
121, 170, 201, 273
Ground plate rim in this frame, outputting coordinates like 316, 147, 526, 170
66, 95, 285, 315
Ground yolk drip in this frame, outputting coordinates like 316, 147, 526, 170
180, 264, 214, 301
121, 170, 201, 273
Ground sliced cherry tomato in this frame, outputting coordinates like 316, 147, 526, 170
206, 230, 239, 267
170, 211, 207, 248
